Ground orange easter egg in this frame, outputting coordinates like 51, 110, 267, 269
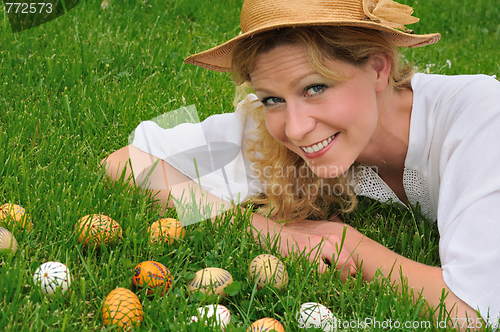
247, 318, 285, 332
76, 214, 122, 247
0, 203, 33, 231
148, 218, 185, 244
102, 287, 143, 330
132, 261, 173, 296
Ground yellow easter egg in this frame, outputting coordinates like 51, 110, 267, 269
249, 254, 288, 290
102, 287, 143, 330
75, 214, 122, 248
148, 218, 185, 244
0, 203, 32, 231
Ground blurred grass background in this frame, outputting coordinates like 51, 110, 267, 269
0, 0, 498, 331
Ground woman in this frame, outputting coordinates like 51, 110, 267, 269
103, 0, 500, 328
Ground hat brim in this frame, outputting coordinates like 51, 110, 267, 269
184, 21, 441, 72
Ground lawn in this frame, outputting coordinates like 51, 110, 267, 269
0, 0, 499, 331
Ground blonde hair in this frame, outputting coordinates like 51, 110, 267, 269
232, 26, 414, 222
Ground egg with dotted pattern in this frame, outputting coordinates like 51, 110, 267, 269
0, 203, 33, 231
247, 317, 286, 332
75, 214, 122, 247
0, 227, 18, 252
249, 254, 288, 290
102, 287, 143, 330
132, 261, 173, 296
33, 261, 71, 296
187, 267, 233, 297
148, 218, 185, 244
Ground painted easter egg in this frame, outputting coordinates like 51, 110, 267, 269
75, 214, 122, 247
187, 267, 233, 297
0, 203, 33, 231
0, 227, 18, 252
247, 317, 285, 332
132, 261, 173, 296
148, 218, 185, 244
249, 254, 288, 290
102, 287, 143, 330
297, 302, 337, 331
33, 261, 71, 296
189, 304, 231, 329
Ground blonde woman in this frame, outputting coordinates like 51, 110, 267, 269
103, 0, 500, 328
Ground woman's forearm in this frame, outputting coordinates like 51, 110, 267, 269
329, 223, 480, 328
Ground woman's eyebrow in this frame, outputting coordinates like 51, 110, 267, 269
289, 71, 321, 88
253, 71, 321, 95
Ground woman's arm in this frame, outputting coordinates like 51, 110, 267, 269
292, 219, 482, 330
102, 145, 230, 220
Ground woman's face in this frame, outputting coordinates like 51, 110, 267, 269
250, 44, 387, 178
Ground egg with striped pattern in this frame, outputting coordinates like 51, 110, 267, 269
0, 227, 18, 252
33, 261, 71, 296
132, 261, 173, 296
297, 302, 337, 331
187, 267, 233, 297
249, 254, 288, 290
189, 304, 231, 330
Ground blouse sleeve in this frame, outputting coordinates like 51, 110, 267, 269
130, 94, 264, 204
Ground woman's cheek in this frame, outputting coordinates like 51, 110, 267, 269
265, 112, 284, 141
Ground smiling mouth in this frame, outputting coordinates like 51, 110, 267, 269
300, 133, 338, 154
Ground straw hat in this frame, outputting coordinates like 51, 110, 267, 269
184, 0, 441, 72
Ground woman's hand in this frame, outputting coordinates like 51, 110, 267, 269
285, 218, 356, 277
249, 213, 356, 278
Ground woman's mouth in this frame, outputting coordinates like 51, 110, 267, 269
300, 133, 338, 154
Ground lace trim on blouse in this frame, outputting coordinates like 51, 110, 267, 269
353, 165, 435, 220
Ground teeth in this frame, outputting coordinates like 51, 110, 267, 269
301, 134, 336, 154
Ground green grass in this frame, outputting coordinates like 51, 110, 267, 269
0, 0, 499, 331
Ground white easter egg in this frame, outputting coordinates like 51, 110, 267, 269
33, 261, 72, 296
187, 267, 233, 297
297, 302, 337, 331
189, 304, 231, 329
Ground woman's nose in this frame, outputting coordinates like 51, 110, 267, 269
285, 100, 315, 142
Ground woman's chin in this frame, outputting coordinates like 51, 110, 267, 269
306, 160, 354, 178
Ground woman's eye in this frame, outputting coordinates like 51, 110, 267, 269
261, 97, 284, 107
305, 84, 327, 96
